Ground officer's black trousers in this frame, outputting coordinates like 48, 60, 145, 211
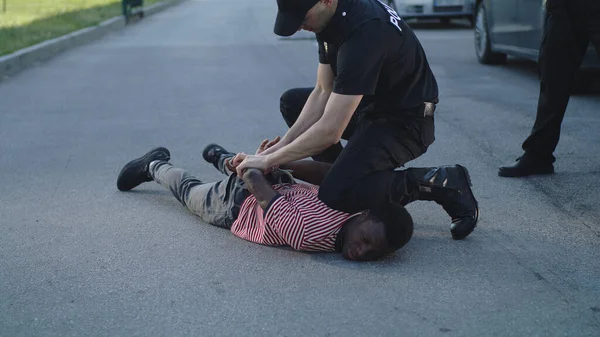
279, 87, 435, 214
522, 0, 600, 163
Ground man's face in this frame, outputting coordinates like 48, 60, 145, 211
342, 215, 390, 261
299, 1, 330, 33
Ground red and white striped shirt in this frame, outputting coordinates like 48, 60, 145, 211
230, 183, 358, 252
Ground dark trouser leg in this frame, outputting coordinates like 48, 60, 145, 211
589, 0, 600, 57
280, 88, 359, 163
318, 114, 434, 214
149, 161, 249, 229
521, 1, 589, 163
317, 114, 478, 240
316, 116, 430, 247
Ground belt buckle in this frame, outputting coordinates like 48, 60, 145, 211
423, 102, 436, 117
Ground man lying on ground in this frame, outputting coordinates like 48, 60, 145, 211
116, 140, 413, 261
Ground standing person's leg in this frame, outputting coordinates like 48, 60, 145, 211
588, 0, 600, 57
279, 87, 359, 163
499, 0, 590, 177
149, 161, 249, 229
318, 113, 479, 240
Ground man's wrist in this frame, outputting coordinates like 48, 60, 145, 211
266, 154, 284, 172
264, 153, 276, 168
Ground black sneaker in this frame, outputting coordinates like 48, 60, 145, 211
117, 147, 170, 191
202, 143, 234, 171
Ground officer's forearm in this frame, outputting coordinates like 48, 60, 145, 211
266, 93, 361, 167
280, 87, 331, 145
267, 119, 338, 166
260, 90, 328, 158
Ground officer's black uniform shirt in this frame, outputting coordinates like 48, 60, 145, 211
316, 0, 439, 117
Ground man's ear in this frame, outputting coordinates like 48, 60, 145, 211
356, 210, 370, 222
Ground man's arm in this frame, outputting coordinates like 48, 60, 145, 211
242, 168, 279, 211
264, 22, 386, 166
266, 93, 363, 165
280, 160, 332, 186
236, 93, 363, 175
259, 64, 334, 157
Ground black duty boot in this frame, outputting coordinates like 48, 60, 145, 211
498, 155, 554, 177
202, 143, 235, 172
406, 165, 479, 240
117, 147, 170, 191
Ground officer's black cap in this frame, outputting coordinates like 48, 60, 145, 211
274, 0, 320, 37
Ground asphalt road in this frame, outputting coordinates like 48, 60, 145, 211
1, 1, 599, 336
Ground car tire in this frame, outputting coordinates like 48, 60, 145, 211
474, 2, 507, 65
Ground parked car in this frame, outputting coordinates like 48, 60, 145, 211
474, 0, 599, 90
386, 0, 476, 25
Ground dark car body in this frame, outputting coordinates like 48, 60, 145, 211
475, 0, 599, 68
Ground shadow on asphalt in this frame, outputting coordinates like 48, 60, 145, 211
306, 231, 462, 270
308, 251, 404, 268
124, 189, 169, 196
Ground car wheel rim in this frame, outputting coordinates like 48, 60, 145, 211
474, 6, 487, 57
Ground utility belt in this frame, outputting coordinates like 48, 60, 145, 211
357, 101, 437, 122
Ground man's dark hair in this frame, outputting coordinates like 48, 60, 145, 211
372, 202, 414, 250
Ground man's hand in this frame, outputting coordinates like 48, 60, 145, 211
225, 152, 248, 172
255, 137, 281, 155
224, 137, 281, 172
241, 168, 279, 210
236, 154, 272, 176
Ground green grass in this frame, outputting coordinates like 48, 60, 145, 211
0, 0, 165, 56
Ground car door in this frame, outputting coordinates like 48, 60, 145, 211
516, 0, 545, 57
488, 0, 520, 47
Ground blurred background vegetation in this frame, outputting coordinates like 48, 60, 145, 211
0, 0, 165, 55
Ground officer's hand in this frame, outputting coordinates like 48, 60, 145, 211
226, 153, 247, 172
236, 154, 271, 176
255, 136, 281, 155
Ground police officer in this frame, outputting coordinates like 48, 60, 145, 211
236, 0, 479, 240
499, 0, 600, 177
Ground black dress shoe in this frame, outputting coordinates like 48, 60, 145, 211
498, 156, 554, 177
406, 165, 479, 240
